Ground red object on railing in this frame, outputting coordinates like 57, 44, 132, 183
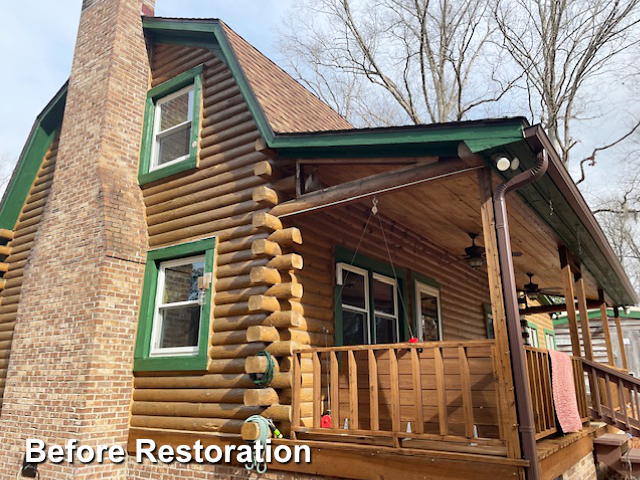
321, 414, 331, 428
409, 337, 418, 343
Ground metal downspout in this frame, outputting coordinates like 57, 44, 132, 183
493, 150, 548, 480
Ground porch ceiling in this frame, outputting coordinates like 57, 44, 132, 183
314, 163, 602, 300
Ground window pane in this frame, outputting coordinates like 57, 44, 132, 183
163, 260, 204, 304
342, 310, 367, 346
159, 89, 193, 131
419, 292, 439, 341
342, 270, 366, 309
157, 124, 191, 166
375, 316, 397, 344
373, 278, 395, 315
157, 304, 200, 349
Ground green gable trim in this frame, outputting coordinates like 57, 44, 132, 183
134, 236, 216, 372
0, 86, 66, 230
138, 65, 203, 185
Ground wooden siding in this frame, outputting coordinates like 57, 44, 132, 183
0, 134, 59, 405
290, 203, 492, 344
132, 43, 283, 435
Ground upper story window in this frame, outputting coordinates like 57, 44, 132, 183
138, 65, 203, 185
134, 236, 215, 372
151, 86, 195, 171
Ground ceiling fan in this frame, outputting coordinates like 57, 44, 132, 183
522, 273, 564, 300
461, 233, 522, 269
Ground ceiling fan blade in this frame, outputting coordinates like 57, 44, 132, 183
512, 251, 523, 257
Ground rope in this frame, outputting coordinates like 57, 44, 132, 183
374, 199, 415, 339
249, 351, 275, 387
244, 415, 271, 474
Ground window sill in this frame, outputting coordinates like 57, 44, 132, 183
138, 155, 197, 185
134, 354, 207, 372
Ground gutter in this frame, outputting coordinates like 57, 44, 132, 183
494, 150, 549, 480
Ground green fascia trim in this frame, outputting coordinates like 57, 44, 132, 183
268, 121, 526, 159
0, 86, 67, 230
134, 236, 216, 372
142, 18, 276, 145
138, 65, 203, 185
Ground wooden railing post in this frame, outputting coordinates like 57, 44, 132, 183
614, 307, 629, 371
477, 168, 521, 460
598, 290, 615, 367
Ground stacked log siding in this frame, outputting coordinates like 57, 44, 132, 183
0, 134, 59, 406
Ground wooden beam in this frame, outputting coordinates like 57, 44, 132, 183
270, 158, 483, 218
559, 247, 581, 357
297, 157, 437, 165
575, 277, 594, 362
614, 307, 628, 370
519, 300, 600, 315
599, 290, 615, 366
477, 168, 522, 461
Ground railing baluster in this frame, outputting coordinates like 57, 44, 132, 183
368, 349, 379, 431
619, 378, 629, 429
605, 373, 615, 419
591, 366, 603, 418
412, 347, 424, 434
541, 352, 554, 431
291, 352, 301, 439
459, 346, 474, 438
330, 351, 339, 429
312, 352, 321, 428
434, 347, 449, 435
348, 350, 359, 430
389, 348, 401, 434
633, 385, 640, 421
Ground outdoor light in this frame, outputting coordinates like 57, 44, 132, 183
492, 153, 512, 171
510, 156, 520, 170
467, 256, 485, 269
625, 306, 631, 315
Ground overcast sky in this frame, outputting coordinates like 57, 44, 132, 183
0, 0, 632, 201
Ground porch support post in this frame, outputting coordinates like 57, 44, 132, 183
614, 307, 628, 370
598, 290, 615, 367
575, 277, 594, 362
559, 247, 581, 357
477, 168, 522, 462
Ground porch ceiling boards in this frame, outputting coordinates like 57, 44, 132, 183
311, 162, 601, 300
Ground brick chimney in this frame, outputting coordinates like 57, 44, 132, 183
0, 0, 154, 478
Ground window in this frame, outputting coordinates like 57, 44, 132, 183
138, 65, 203, 185
134, 236, 215, 371
525, 321, 539, 348
414, 281, 442, 342
336, 261, 401, 346
545, 329, 556, 350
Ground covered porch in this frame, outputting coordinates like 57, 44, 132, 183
253, 118, 639, 478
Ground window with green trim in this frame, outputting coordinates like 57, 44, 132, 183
525, 320, 539, 348
138, 65, 203, 185
544, 329, 556, 350
134, 237, 215, 371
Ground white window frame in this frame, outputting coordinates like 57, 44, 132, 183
149, 254, 204, 357
525, 324, 539, 348
337, 263, 370, 344
415, 281, 443, 341
545, 332, 556, 350
150, 84, 195, 172
372, 273, 400, 343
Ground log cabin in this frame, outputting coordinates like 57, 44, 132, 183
0, 1, 638, 479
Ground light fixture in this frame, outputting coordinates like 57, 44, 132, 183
510, 157, 520, 170
492, 154, 511, 171
624, 306, 631, 315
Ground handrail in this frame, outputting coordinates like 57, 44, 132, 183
290, 340, 508, 456
582, 358, 640, 436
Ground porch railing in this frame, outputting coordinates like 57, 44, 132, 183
524, 346, 589, 440
291, 340, 508, 456
582, 358, 640, 436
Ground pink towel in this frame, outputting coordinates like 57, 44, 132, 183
548, 350, 583, 433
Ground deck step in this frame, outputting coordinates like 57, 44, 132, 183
622, 448, 640, 463
594, 433, 629, 447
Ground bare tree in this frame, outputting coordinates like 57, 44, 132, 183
278, 0, 516, 126
0, 152, 15, 197
495, 0, 640, 171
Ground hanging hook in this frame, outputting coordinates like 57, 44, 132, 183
372, 196, 379, 215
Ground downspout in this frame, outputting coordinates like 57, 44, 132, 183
493, 150, 548, 480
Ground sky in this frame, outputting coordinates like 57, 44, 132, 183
0, 0, 292, 163
0, 0, 632, 201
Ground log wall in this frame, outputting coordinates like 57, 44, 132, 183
0, 134, 59, 406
